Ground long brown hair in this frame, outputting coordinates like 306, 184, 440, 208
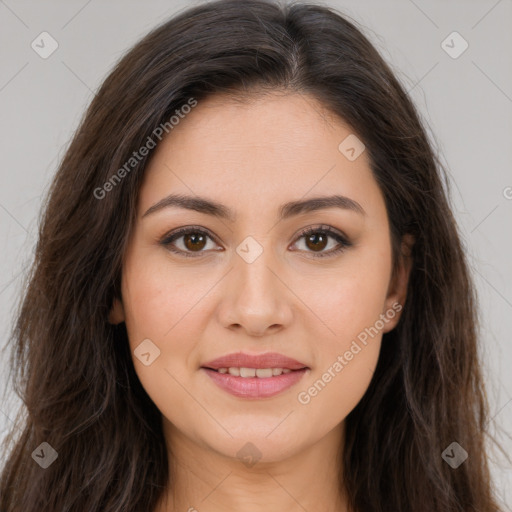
1, 1, 507, 510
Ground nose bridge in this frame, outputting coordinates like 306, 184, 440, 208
235, 234, 281, 305
220, 234, 292, 334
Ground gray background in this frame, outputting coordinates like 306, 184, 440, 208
0, 0, 511, 506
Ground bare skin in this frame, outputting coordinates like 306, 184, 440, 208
110, 91, 413, 512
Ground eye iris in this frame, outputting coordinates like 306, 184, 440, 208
305, 232, 328, 252
184, 232, 207, 251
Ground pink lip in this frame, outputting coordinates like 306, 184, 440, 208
202, 367, 308, 399
200, 351, 309, 399
201, 351, 308, 371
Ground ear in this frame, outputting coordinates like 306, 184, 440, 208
108, 296, 125, 325
382, 233, 414, 333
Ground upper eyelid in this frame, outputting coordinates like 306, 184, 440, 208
163, 226, 220, 245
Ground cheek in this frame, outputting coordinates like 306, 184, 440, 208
121, 249, 207, 345
313, 242, 392, 348
119, 257, 206, 422
295, 287, 387, 424
120, 249, 222, 405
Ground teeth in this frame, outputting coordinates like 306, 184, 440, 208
240, 367, 256, 378
216, 367, 295, 378
256, 368, 273, 378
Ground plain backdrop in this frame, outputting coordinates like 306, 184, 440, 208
0, 0, 511, 506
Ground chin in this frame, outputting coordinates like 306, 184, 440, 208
202, 424, 310, 465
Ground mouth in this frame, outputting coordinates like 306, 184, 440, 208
202, 366, 305, 377
200, 352, 309, 399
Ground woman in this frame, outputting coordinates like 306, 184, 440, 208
0, 0, 506, 510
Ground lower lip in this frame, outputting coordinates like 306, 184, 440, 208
201, 368, 308, 399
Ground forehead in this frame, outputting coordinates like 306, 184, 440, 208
138, 92, 383, 222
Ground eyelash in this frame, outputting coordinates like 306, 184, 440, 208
160, 224, 352, 259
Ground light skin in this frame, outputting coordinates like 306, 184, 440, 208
109, 91, 413, 512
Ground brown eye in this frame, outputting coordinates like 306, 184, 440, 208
161, 227, 219, 258
304, 232, 328, 252
183, 232, 207, 251
293, 225, 352, 258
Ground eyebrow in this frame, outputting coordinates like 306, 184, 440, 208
142, 193, 365, 221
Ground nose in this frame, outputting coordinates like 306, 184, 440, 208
216, 242, 294, 337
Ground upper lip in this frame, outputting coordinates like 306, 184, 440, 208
201, 352, 308, 370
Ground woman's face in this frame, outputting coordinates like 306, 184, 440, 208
110, 92, 410, 463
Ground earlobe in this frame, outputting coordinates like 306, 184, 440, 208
108, 297, 125, 325
382, 234, 414, 332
